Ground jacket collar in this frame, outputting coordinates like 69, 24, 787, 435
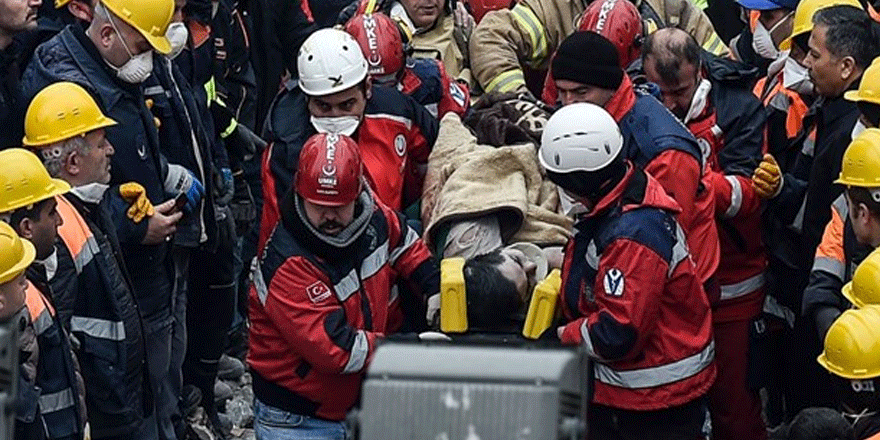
817, 78, 861, 124
583, 163, 682, 221
604, 74, 637, 122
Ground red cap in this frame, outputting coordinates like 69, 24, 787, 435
465, 0, 512, 23
295, 133, 363, 207
577, 0, 643, 68
344, 13, 405, 78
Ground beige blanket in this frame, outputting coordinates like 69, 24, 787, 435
422, 114, 572, 250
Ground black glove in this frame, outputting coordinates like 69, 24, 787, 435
226, 123, 267, 165
229, 172, 256, 237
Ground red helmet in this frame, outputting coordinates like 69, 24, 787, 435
465, 0, 513, 23
577, 0, 643, 67
295, 133, 363, 207
344, 13, 405, 81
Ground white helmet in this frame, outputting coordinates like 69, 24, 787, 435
538, 102, 624, 173
298, 28, 369, 96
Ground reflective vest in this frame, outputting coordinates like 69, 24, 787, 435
24, 280, 84, 439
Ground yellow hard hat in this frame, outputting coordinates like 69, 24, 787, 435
55, 0, 71, 8
100, 0, 174, 54
845, 58, 880, 106
0, 222, 35, 285
23, 82, 117, 148
842, 249, 880, 308
836, 128, 880, 187
783, 0, 862, 49
0, 149, 70, 214
818, 306, 880, 379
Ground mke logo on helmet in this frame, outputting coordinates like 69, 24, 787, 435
594, 0, 617, 31
317, 134, 340, 194
362, 14, 384, 74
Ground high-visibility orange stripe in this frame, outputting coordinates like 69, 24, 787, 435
55, 195, 93, 262
25, 281, 54, 321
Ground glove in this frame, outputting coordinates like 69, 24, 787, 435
164, 164, 205, 213
215, 167, 235, 206
751, 154, 783, 199
119, 182, 154, 223
225, 122, 267, 164
426, 293, 441, 329
229, 173, 256, 237
453, 1, 475, 41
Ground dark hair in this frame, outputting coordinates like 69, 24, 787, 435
813, 6, 880, 70
787, 407, 853, 440
9, 198, 52, 233
641, 27, 701, 85
463, 250, 523, 330
858, 101, 880, 128
847, 186, 880, 218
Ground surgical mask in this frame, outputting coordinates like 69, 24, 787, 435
310, 116, 360, 137
558, 187, 588, 218
106, 12, 154, 83
165, 22, 189, 60
853, 119, 868, 140
752, 20, 781, 60
683, 78, 712, 124
783, 57, 814, 96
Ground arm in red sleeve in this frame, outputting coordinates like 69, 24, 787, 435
707, 170, 762, 220
560, 239, 667, 362
262, 260, 382, 375
436, 61, 470, 118
643, 150, 701, 230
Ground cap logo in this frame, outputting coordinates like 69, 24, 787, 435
363, 15, 383, 71
328, 75, 343, 87
595, 0, 617, 32
317, 135, 340, 192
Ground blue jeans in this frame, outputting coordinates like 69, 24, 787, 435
253, 399, 348, 440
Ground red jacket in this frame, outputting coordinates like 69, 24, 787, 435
559, 165, 716, 411
260, 84, 439, 250
248, 190, 439, 420
399, 58, 470, 119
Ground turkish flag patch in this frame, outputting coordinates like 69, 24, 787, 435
306, 281, 332, 304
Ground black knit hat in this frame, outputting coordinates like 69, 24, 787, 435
552, 31, 624, 90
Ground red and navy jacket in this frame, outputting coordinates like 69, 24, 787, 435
558, 165, 716, 411
605, 75, 720, 286
686, 60, 767, 321
260, 83, 439, 249
248, 189, 439, 421
399, 57, 470, 119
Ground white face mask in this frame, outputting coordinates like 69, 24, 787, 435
752, 20, 781, 60
558, 186, 588, 218
165, 22, 189, 60
107, 13, 154, 83
310, 116, 360, 137
683, 78, 712, 124
852, 119, 868, 140
782, 57, 814, 96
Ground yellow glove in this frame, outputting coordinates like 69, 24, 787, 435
119, 182, 155, 223
751, 154, 782, 199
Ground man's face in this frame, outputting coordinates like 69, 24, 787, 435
805, 24, 851, 98
555, 79, 616, 107
75, 129, 115, 185
0, 272, 27, 320
94, 9, 153, 68
400, 0, 442, 29
644, 57, 700, 119
495, 247, 538, 301
758, 8, 794, 48
302, 199, 356, 236
0, 0, 41, 37
307, 84, 369, 119
846, 192, 878, 246
20, 198, 62, 260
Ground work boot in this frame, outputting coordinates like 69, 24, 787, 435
217, 354, 245, 381
181, 385, 203, 418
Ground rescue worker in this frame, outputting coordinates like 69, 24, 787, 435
641, 27, 768, 440
0, 148, 87, 440
338, 0, 477, 85
0, 0, 41, 148
540, 0, 644, 106
543, 103, 716, 440
817, 306, 880, 439
469, 0, 727, 96
550, 31, 720, 300
0, 221, 41, 440
261, 28, 438, 249
248, 133, 440, 439
21, 82, 156, 440
842, 249, 880, 309
753, 3, 880, 413
344, 12, 470, 119
804, 128, 880, 341
21, 0, 206, 436
730, 0, 797, 77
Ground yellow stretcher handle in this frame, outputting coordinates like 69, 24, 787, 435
440, 258, 468, 333
522, 269, 561, 339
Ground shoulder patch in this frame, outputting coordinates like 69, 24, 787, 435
449, 82, 466, 107
603, 268, 625, 297
394, 134, 407, 157
306, 281, 332, 304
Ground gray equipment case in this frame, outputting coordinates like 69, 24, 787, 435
359, 341, 589, 440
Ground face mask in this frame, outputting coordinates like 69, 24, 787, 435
558, 186, 588, 218
165, 22, 189, 60
683, 78, 712, 124
753, 15, 791, 61
310, 116, 360, 137
107, 13, 154, 83
783, 57, 814, 96
853, 119, 868, 140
